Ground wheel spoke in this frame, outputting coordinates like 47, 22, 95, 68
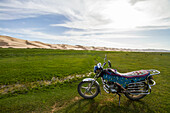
89, 91, 94, 95
83, 90, 87, 95
81, 86, 88, 89
91, 87, 96, 89
88, 83, 92, 88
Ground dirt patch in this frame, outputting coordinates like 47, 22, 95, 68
0, 72, 93, 95
51, 96, 81, 113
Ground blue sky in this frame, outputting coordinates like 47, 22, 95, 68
0, 0, 170, 50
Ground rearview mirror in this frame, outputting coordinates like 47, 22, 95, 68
108, 60, 112, 68
104, 54, 107, 62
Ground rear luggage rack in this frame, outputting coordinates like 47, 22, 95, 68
147, 69, 160, 76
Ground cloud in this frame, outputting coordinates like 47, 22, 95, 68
0, 27, 67, 40
0, 0, 61, 20
50, 0, 170, 31
0, 0, 170, 49
137, 25, 170, 30
0, 27, 147, 40
1, 0, 170, 30
129, 0, 147, 5
63, 29, 149, 39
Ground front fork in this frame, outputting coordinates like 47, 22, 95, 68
101, 77, 110, 93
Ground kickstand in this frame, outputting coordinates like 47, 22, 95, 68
113, 93, 121, 106
117, 93, 121, 106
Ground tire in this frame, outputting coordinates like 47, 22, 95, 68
78, 81, 100, 99
125, 83, 148, 101
125, 93, 147, 101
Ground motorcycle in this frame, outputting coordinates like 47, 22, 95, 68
77, 55, 160, 105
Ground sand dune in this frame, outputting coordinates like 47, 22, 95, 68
0, 35, 53, 49
0, 35, 169, 52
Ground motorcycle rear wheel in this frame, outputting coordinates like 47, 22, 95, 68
125, 93, 147, 101
125, 83, 148, 101
78, 81, 100, 99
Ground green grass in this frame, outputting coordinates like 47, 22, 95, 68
0, 48, 102, 84
0, 81, 80, 113
0, 48, 170, 113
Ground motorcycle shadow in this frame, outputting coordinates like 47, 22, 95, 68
58, 98, 154, 113
123, 100, 154, 113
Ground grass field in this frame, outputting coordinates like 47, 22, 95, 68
0, 48, 103, 84
0, 48, 169, 113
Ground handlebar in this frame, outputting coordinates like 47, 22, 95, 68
102, 54, 111, 68
102, 62, 106, 67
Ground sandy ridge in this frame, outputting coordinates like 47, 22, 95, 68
0, 35, 121, 51
0, 35, 169, 52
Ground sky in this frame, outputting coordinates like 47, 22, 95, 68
0, 0, 170, 50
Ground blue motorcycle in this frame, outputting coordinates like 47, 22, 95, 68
78, 55, 160, 105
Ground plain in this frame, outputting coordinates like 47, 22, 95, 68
0, 48, 169, 113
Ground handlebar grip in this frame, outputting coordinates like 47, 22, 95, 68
103, 62, 106, 67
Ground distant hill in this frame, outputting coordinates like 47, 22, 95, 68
0, 35, 169, 52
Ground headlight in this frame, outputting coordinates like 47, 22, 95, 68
94, 66, 98, 73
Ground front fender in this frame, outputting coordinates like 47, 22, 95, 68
82, 78, 101, 93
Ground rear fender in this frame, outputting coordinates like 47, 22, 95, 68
82, 78, 101, 94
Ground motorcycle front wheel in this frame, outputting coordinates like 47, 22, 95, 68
78, 81, 100, 99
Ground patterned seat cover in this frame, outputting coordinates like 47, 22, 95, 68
109, 69, 149, 78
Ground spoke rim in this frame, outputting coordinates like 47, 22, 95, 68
80, 82, 97, 97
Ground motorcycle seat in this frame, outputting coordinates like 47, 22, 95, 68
108, 69, 149, 78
